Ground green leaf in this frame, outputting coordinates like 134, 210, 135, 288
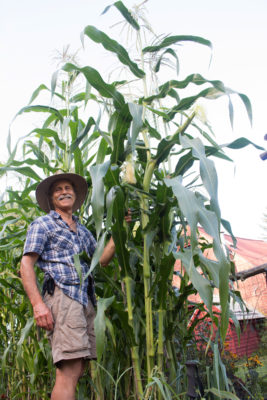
88, 232, 107, 275
28, 84, 49, 104
69, 92, 98, 103
225, 137, 263, 150
213, 343, 221, 391
14, 105, 64, 123
101, 1, 140, 30
73, 254, 83, 286
111, 106, 132, 164
174, 150, 194, 176
89, 161, 110, 239
154, 114, 194, 165
154, 48, 179, 74
25, 142, 50, 164
106, 187, 117, 231
111, 186, 131, 276
28, 83, 65, 105
1, 343, 11, 374
144, 120, 161, 140
221, 218, 237, 248
166, 87, 224, 120
143, 35, 212, 53
0, 166, 41, 181
238, 93, 253, 126
128, 103, 143, 152
152, 253, 175, 307
165, 176, 230, 339
228, 96, 234, 129
51, 69, 59, 98
70, 117, 97, 152
83, 26, 144, 78
94, 296, 115, 361
174, 249, 213, 314
180, 135, 220, 219
0, 218, 20, 239
143, 74, 226, 104
31, 128, 66, 150
62, 63, 125, 111
198, 253, 220, 288
4, 157, 54, 174
205, 388, 240, 400
104, 164, 120, 188
18, 317, 34, 346
155, 134, 180, 165
96, 138, 109, 164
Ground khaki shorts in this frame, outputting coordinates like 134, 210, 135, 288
43, 286, 97, 365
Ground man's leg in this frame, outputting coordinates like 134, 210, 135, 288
51, 358, 85, 400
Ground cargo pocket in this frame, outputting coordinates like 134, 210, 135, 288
61, 303, 90, 354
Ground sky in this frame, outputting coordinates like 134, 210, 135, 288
1, 0, 267, 240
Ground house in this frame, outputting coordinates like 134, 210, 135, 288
173, 228, 267, 357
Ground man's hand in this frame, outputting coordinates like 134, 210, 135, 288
33, 301, 54, 331
124, 208, 132, 223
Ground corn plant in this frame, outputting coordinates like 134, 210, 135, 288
0, 2, 263, 399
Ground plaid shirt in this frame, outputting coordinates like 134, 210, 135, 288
23, 210, 96, 306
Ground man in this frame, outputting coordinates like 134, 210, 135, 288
20, 172, 117, 400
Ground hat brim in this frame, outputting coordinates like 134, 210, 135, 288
36, 173, 88, 213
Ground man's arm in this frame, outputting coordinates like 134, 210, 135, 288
20, 253, 54, 331
99, 237, 116, 267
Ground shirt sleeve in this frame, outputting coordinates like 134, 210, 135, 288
23, 220, 47, 256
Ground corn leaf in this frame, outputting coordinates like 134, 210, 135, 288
110, 105, 132, 164
224, 137, 263, 150
101, 1, 140, 30
62, 63, 125, 110
94, 296, 115, 361
111, 186, 131, 277
83, 26, 144, 78
28, 83, 65, 105
205, 388, 240, 400
70, 117, 96, 152
73, 254, 83, 286
89, 161, 110, 239
143, 35, 212, 53
154, 48, 179, 75
128, 103, 143, 152
32, 128, 66, 150
0, 166, 41, 181
15, 105, 64, 123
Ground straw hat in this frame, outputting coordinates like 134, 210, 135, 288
36, 172, 88, 213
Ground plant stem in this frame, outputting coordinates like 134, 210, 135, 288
166, 340, 177, 384
137, 28, 151, 162
123, 276, 144, 398
140, 159, 157, 379
157, 308, 165, 372
91, 361, 104, 400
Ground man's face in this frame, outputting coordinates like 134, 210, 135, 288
50, 179, 76, 212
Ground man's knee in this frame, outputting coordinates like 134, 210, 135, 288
56, 358, 85, 383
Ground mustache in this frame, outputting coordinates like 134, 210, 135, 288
58, 194, 73, 201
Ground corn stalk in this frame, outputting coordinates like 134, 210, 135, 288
0, 2, 261, 399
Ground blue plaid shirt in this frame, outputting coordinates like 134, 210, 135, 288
23, 210, 96, 306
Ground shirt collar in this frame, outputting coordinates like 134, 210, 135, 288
48, 210, 79, 223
